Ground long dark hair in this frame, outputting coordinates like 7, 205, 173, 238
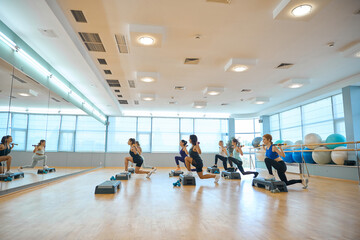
232, 138, 239, 146
129, 138, 136, 145
181, 140, 188, 147
1, 135, 11, 145
37, 140, 46, 147
189, 135, 198, 145
135, 141, 140, 146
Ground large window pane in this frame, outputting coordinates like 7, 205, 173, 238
270, 130, 280, 142
235, 119, 254, 133
280, 108, 301, 129
335, 120, 346, 137
61, 116, 76, 130
107, 117, 137, 152
75, 116, 106, 152
59, 132, 74, 152
235, 133, 255, 152
303, 121, 334, 140
302, 98, 333, 125
137, 118, 151, 132
180, 119, 193, 133
270, 114, 279, 131
0, 112, 11, 138
281, 127, 302, 142
137, 133, 151, 152
152, 118, 179, 152
332, 94, 344, 119
12, 130, 26, 151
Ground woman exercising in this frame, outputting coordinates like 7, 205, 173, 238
19, 140, 48, 171
124, 138, 156, 178
185, 135, 220, 183
212, 140, 231, 170
263, 134, 308, 188
0, 135, 15, 174
135, 141, 154, 169
227, 138, 258, 178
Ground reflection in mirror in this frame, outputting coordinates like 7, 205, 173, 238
0, 58, 95, 193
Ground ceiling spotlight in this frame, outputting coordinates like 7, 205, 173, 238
140, 77, 155, 83
193, 101, 207, 109
203, 87, 224, 96
281, 78, 309, 89
252, 97, 269, 105
355, 51, 360, 58
143, 97, 154, 101
138, 36, 155, 45
140, 93, 156, 101
18, 93, 30, 97
291, 4, 312, 17
232, 65, 248, 72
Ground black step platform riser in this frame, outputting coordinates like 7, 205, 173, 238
0, 172, 25, 181
179, 174, 196, 186
252, 178, 288, 192
115, 173, 131, 180
95, 180, 121, 194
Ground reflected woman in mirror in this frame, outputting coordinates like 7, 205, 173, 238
19, 139, 48, 171
0, 135, 15, 174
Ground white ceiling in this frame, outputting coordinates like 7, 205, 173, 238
0, 0, 360, 117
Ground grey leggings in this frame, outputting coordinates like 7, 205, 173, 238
22, 155, 47, 168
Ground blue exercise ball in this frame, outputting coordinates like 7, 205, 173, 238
252, 137, 262, 148
274, 140, 284, 145
325, 134, 346, 149
292, 149, 302, 163
303, 147, 316, 163
282, 152, 294, 163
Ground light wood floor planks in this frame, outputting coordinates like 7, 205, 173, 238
0, 167, 359, 240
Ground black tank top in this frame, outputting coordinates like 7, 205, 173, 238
129, 149, 141, 160
189, 146, 202, 163
0, 145, 11, 156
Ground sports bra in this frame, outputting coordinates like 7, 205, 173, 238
266, 144, 280, 160
0, 145, 11, 156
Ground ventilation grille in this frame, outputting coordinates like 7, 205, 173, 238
119, 100, 128, 104
71, 10, 87, 23
354, 9, 360, 15
51, 97, 60, 102
276, 63, 294, 69
117, 95, 123, 98
78, 32, 105, 52
128, 80, 136, 88
174, 86, 185, 91
106, 80, 121, 87
221, 103, 229, 106
114, 89, 120, 93
97, 58, 107, 65
206, 0, 231, 4
169, 101, 177, 105
12, 75, 27, 83
62, 98, 69, 103
240, 89, 252, 93
104, 70, 112, 75
115, 34, 129, 54
184, 58, 200, 64
134, 100, 139, 105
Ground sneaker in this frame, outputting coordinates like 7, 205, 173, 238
254, 172, 259, 178
302, 178, 309, 189
18, 167, 23, 172
211, 165, 217, 168
146, 171, 153, 178
5, 170, 14, 175
43, 165, 49, 169
265, 174, 276, 181
214, 175, 220, 183
152, 168, 157, 172
185, 171, 193, 177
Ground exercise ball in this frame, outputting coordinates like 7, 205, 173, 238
283, 140, 294, 149
274, 140, 284, 145
292, 149, 302, 163
252, 137, 262, 148
255, 148, 266, 161
295, 140, 303, 146
312, 147, 331, 164
331, 146, 348, 165
304, 133, 322, 149
282, 152, 294, 163
325, 134, 346, 149
303, 147, 316, 163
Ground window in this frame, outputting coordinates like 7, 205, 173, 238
107, 117, 137, 152
75, 116, 106, 152
279, 108, 302, 142
137, 118, 151, 152
11, 114, 27, 151
0, 112, 10, 139
59, 116, 76, 152
180, 118, 193, 142
152, 118, 179, 152
195, 119, 227, 153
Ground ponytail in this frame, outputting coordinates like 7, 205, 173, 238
263, 134, 273, 145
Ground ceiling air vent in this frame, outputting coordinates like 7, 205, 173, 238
206, 0, 231, 4
78, 32, 105, 52
51, 97, 60, 102
117, 95, 123, 98
104, 70, 112, 75
119, 100, 128, 104
276, 63, 294, 69
221, 103, 229, 106
184, 58, 200, 64
354, 9, 360, 15
169, 101, 178, 105
106, 80, 121, 87
134, 100, 139, 105
71, 10, 87, 23
128, 80, 136, 88
97, 58, 107, 65
174, 86, 185, 90
240, 89, 252, 93
115, 34, 129, 54
12, 75, 27, 84
114, 90, 120, 93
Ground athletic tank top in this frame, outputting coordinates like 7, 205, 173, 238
189, 146, 202, 163
0, 145, 11, 156
180, 148, 187, 158
219, 147, 227, 157
233, 149, 241, 160
129, 149, 141, 160
266, 144, 279, 160
36, 147, 45, 155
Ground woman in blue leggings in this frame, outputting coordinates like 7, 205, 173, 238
174, 140, 196, 171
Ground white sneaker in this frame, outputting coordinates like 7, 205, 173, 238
18, 167, 23, 173
214, 175, 220, 183
43, 165, 49, 169
302, 178, 309, 189
146, 171, 153, 178
265, 174, 276, 181
185, 171, 193, 177
5, 170, 14, 175
152, 167, 157, 172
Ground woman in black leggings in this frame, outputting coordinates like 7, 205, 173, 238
212, 140, 232, 170
227, 138, 258, 178
263, 134, 308, 188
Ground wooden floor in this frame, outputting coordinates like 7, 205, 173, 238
0, 167, 359, 240
0, 167, 92, 191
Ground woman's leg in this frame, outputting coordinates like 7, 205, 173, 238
124, 157, 134, 171
197, 171, 216, 179
229, 157, 258, 177
175, 156, 182, 170
276, 161, 302, 186
264, 158, 276, 175
0, 156, 12, 171
22, 157, 39, 169
134, 166, 151, 174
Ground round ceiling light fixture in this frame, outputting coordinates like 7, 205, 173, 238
232, 65, 248, 72
140, 77, 156, 83
138, 36, 155, 45
291, 4, 312, 17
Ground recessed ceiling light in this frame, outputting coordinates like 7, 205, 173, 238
288, 83, 303, 88
252, 97, 269, 105
139, 93, 156, 101
193, 101, 207, 109
208, 91, 220, 96
355, 51, 360, 58
281, 78, 309, 89
138, 36, 155, 45
203, 87, 224, 96
140, 77, 155, 83
18, 93, 30, 97
291, 4, 312, 17
232, 65, 248, 72
143, 97, 154, 101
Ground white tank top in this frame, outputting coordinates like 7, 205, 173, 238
219, 147, 227, 157
36, 148, 45, 155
